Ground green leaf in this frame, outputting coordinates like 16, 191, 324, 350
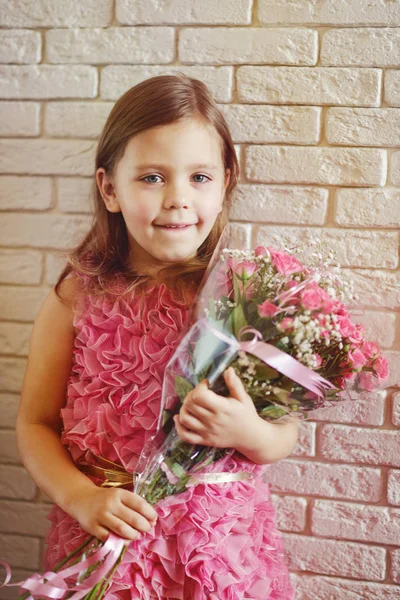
228, 304, 248, 338
255, 362, 280, 380
232, 271, 242, 305
175, 376, 194, 403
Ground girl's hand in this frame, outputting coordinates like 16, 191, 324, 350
67, 485, 159, 543
174, 367, 261, 451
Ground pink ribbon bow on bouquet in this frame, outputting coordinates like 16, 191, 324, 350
206, 321, 336, 399
0, 533, 129, 600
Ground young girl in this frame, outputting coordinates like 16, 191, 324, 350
16, 74, 298, 600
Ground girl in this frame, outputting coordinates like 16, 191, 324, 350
16, 74, 298, 600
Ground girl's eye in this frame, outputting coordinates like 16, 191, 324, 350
141, 174, 211, 184
192, 174, 210, 183
142, 174, 162, 184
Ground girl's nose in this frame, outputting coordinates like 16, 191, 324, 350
162, 182, 190, 209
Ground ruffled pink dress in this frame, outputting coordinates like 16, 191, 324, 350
44, 276, 295, 600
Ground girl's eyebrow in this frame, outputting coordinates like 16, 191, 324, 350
134, 163, 219, 171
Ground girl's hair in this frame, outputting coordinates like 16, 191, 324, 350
55, 73, 239, 303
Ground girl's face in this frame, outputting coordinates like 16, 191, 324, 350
97, 118, 230, 276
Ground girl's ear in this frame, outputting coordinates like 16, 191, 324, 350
224, 168, 231, 191
96, 168, 121, 213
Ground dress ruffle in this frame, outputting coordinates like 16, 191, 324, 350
44, 276, 295, 599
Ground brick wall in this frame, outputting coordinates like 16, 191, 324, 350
0, 1, 399, 598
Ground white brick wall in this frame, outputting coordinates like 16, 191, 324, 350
0, 1, 399, 598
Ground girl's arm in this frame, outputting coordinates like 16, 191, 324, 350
234, 417, 299, 465
16, 278, 158, 542
16, 278, 95, 511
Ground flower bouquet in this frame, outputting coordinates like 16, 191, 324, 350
133, 225, 389, 504
1, 226, 389, 599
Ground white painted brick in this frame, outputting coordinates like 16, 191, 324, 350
0, 176, 53, 210
311, 390, 386, 427
321, 28, 400, 67
0, 140, 96, 176
179, 28, 318, 66
388, 469, 400, 506
385, 70, 400, 107
0, 501, 49, 536
0, 65, 98, 99
253, 226, 398, 269
117, 0, 252, 24
312, 500, 400, 545
228, 223, 251, 249
245, 145, 386, 186
230, 184, 328, 225
346, 269, 400, 310
270, 494, 307, 532
384, 351, 400, 388
0, 0, 113, 28
0, 250, 42, 285
349, 310, 396, 349
237, 66, 382, 107
100, 65, 234, 102
326, 108, 400, 147
45, 253, 68, 286
0, 465, 36, 501
0, 286, 48, 322
1, 214, 91, 249
320, 424, 400, 467
57, 177, 93, 213
291, 421, 315, 457
394, 393, 400, 427
292, 575, 400, 599
265, 459, 382, 502
0, 102, 40, 137
0, 430, 19, 462
391, 548, 400, 584
45, 102, 113, 139
0, 392, 19, 428
285, 534, 386, 580
335, 188, 400, 228
258, 0, 400, 25
390, 150, 400, 185
0, 30, 41, 64
46, 27, 175, 64
0, 323, 33, 357
0, 534, 40, 569
0, 358, 26, 393
220, 104, 321, 144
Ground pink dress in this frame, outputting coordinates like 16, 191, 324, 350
44, 276, 295, 600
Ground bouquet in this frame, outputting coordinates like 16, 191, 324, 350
1, 226, 389, 599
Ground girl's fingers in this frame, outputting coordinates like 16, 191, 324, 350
180, 406, 207, 429
102, 513, 143, 541
116, 503, 155, 534
120, 490, 158, 522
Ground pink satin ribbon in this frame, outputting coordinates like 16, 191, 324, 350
204, 320, 335, 398
0, 533, 128, 600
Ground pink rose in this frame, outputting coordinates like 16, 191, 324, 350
234, 260, 258, 279
268, 248, 304, 276
258, 299, 278, 318
280, 317, 295, 331
255, 245, 268, 257
361, 341, 380, 360
300, 282, 336, 313
348, 348, 367, 370
373, 356, 389, 380
358, 371, 375, 391
313, 353, 323, 368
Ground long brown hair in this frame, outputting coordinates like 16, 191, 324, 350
55, 73, 239, 303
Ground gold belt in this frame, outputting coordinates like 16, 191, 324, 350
78, 451, 255, 490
